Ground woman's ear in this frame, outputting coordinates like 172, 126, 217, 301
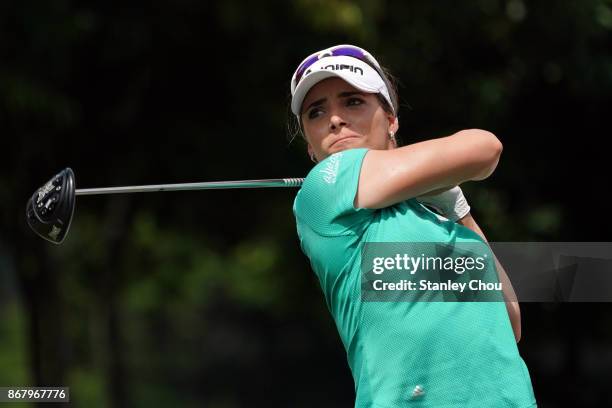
307, 144, 317, 163
388, 115, 399, 135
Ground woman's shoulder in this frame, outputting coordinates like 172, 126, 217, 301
293, 148, 374, 237
302, 147, 369, 187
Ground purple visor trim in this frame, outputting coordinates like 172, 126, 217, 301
293, 46, 380, 87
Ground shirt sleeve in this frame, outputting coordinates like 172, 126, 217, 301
293, 148, 374, 237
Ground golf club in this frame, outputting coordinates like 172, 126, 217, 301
26, 168, 303, 244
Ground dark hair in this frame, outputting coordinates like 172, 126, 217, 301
288, 63, 401, 145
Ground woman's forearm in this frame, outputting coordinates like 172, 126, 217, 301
458, 213, 522, 343
356, 130, 503, 209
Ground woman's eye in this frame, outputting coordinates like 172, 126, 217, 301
308, 108, 323, 119
307, 98, 363, 119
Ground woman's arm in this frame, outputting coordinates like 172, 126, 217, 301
356, 129, 502, 209
458, 214, 522, 343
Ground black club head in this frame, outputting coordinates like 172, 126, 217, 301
26, 168, 76, 244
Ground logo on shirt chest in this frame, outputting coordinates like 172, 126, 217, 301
320, 152, 343, 184
410, 384, 425, 399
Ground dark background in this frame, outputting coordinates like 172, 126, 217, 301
1, 0, 611, 406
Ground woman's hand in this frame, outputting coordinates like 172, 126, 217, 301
416, 186, 471, 222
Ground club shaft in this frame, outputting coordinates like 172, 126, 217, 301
75, 178, 304, 196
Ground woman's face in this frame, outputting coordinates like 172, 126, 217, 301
300, 77, 399, 162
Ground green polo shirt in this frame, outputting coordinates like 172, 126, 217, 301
293, 148, 536, 408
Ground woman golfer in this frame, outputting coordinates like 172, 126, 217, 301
290, 45, 537, 407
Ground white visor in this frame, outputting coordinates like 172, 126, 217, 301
290, 55, 394, 116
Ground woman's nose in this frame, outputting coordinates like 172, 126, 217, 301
329, 113, 347, 131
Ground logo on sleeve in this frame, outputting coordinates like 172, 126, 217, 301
319, 152, 343, 184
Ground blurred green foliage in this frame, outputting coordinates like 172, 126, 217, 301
0, 303, 29, 385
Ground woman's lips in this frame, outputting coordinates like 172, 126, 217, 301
331, 135, 360, 147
